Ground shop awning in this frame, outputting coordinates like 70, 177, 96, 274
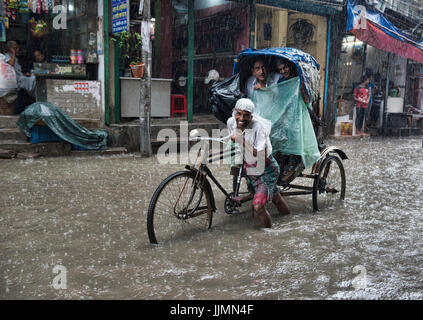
346, 0, 423, 64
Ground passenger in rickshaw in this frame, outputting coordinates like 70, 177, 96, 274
244, 56, 282, 97
228, 98, 290, 228
275, 58, 296, 82
275, 57, 309, 106
243, 56, 305, 184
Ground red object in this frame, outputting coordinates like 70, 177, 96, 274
353, 87, 369, 109
171, 95, 187, 118
351, 20, 423, 64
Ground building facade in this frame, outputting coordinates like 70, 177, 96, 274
1, 0, 422, 141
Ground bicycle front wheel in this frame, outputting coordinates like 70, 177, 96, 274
147, 170, 214, 244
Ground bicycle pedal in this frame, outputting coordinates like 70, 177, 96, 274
224, 195, 241, 214
225, 207, 239, 215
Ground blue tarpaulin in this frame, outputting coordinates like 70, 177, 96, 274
209, 47, 321, 123
346, 0, 423, 63
209, 47, 321, 168
17, 102, 108, 150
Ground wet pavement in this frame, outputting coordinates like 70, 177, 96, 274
1, 136, 423, 299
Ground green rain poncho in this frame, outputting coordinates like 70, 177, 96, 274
249, 76, 320, 168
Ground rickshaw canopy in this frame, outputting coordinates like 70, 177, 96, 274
210, 47, 321, 168
233, 47, 321, 104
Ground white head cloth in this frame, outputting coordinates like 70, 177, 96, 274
234, 98, 255, 113
233, 98, 271, 136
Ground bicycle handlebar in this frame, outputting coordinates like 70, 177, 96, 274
189, 132, 233, 143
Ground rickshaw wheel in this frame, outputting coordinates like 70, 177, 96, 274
312, 155, 346, 212
147, 171, 213, 244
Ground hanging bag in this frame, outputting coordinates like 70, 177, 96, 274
0, 53, 18, 97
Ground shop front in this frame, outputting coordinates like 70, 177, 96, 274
0, 0, 104, 129
112, 0, 174, 119
113, 0, 251, 123
113, 0, 342, 125
254, 3, 331, 118
335, 0, 423, 136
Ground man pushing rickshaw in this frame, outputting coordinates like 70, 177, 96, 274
147, 47, 348, 244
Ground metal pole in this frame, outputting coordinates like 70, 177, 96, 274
153, 0, 161, 77
139, 0, 152, 156
114, 44, 121, 124
382, 52, 391, 134
187, 0, 194, 123
249, 0, 256, 48
362, 43, 367, 77
103, 0, 110, 125
323, 15, 331, 116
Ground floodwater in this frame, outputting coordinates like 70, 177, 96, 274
1, 136, 422, 299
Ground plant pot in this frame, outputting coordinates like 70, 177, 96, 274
130, 63, 145, 78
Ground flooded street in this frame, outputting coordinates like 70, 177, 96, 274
1, 136, 423, 300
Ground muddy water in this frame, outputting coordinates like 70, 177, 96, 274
1, 137, 422, 299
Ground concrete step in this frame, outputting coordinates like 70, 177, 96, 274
0, 140, 71, 157
0, 115, 102, 130
0, 128, 28, 141
0, 115, 19, 129
69, 147, 128, 157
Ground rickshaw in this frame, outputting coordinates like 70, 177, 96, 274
147, 47, 348, 244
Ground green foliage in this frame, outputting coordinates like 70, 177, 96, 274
111, 31, 143, 66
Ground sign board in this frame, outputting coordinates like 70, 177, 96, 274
112, 0, 129, 34
46, 79, 102, 120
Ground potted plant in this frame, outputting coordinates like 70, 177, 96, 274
112, 31, 144, 78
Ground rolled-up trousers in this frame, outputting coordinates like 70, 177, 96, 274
355, 107, 368, 131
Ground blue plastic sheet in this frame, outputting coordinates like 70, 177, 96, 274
346, 0, 423, 49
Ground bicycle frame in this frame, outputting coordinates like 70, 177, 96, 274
186, 132, 347, 213
185, 134, 252, 208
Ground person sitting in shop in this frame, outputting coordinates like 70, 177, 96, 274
31, 49, 47, 73
4, 41, 36, 113
34, 49, 46, 63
